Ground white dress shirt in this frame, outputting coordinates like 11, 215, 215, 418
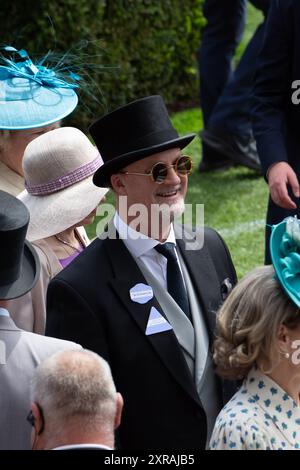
0, 308, 9, 317
114, 212, 184, 290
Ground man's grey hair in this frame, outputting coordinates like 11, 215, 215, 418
31, 349, 117, 430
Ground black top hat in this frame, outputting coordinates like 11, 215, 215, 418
90, 95, 196, 187
0, 191, 40, 300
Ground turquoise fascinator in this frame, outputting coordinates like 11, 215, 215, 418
0, 46, 78, 129
270, 216, 300, 307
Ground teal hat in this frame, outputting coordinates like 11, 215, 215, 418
0, 46, 78, 130
270, 217, 300, 307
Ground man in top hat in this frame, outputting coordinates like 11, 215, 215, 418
0, 46, 78, 196
46, 95, 237, 450
0, 190, 81, 450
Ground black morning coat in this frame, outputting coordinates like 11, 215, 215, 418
46, 225, 237, 450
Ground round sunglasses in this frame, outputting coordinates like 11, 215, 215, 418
119, 155, 193, 183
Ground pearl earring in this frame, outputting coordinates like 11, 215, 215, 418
279, 349, 290, 359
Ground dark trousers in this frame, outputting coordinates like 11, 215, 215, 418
198, 0, 270, 159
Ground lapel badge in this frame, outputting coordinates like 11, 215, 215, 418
130, 283, 153, 304
145, 307, 173, 336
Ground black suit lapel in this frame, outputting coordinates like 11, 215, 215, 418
104, 236, 201, 407
176, 228, 222, 338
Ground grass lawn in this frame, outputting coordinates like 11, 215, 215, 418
86, 4, 268, 279
171, 109, 268, 280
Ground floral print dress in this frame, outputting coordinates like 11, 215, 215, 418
210, 366, 300, 450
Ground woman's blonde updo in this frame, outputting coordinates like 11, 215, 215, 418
213, 265, 300, 380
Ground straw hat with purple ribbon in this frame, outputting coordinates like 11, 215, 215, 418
18, 127, 108, 241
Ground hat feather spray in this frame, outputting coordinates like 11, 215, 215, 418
0, 45, 80, 129
0, 43, 114, 129
0, 46, 80, 89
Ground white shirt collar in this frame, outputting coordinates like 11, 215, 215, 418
114, 212, 176, 258
0, 308, 9, 317
53, 443, 112, 450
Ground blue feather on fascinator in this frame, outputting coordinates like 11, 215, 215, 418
270, 216, 300, 307
0, 46, 80, 90
0, 42, 117, 129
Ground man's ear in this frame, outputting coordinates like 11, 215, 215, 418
110, 174, 127, 195
114, 392, 124, 430
31, 402, 44, 435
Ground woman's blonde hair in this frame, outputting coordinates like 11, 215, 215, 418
213, 265, 300, 380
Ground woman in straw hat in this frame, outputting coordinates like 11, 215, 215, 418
7, 126, 108, 334
210, 217, 300, 450
0, 46, 79, 196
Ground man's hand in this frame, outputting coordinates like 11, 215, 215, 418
268, 162, 300, 209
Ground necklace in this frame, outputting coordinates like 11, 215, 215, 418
54, 234, 83, 254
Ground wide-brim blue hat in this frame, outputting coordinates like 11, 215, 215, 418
270, 217, 300, 308
0, 47, 78, 130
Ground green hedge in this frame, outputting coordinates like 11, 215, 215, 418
1, 0, 204, 130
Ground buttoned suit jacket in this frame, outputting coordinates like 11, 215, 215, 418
253, 0, 300, 177
253, 0, 300, 230
46, 225, 237, 450
0, 315, 81, 450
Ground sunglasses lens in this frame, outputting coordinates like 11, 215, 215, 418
151, 156, 192, 182
176, 156, 192, 175
152, 163, 168, 183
